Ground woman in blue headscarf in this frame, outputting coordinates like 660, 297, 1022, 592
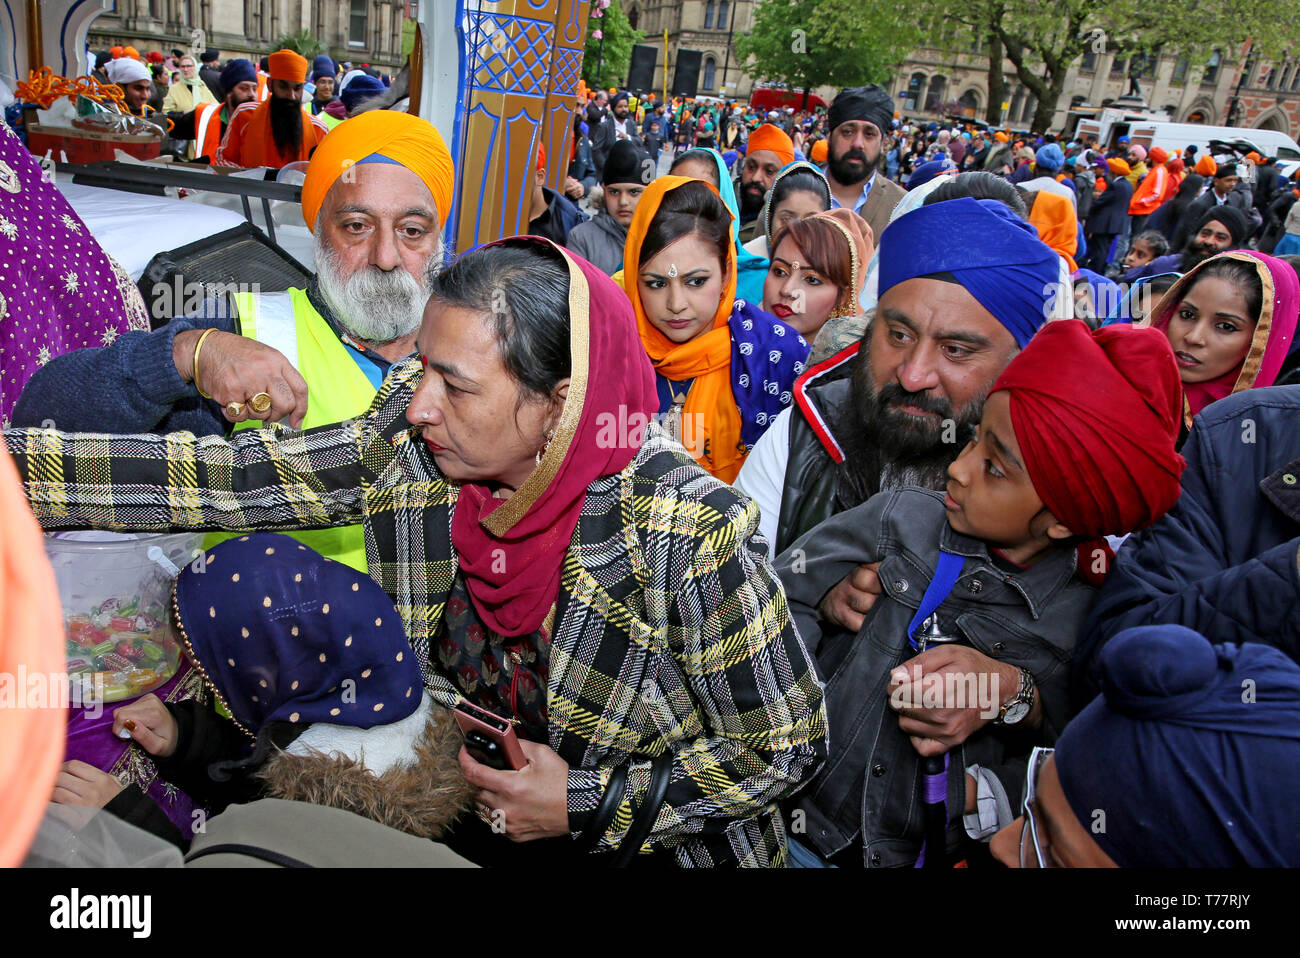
669, 147, 772, 306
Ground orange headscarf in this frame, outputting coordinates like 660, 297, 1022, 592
809, 139, 828, 165
1028, 191, 1079, 273
1195, 155, 1218, 177
624, 175, 745, 481
0, 447, 65, 866
300, 110, 455, 232
268, 49, 308, 83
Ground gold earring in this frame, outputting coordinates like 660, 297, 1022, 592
535, 427, 555, 466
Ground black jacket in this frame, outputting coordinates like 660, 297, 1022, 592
777, 488, 1094, 867
1073, 386, 1300, 711
1085, 175, 1133, 235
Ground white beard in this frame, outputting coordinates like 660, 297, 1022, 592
313, 232, 440, 345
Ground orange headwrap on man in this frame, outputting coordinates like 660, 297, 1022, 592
300, 111, 455, 233
747, 123, 795, 165
1107, 157, 1131, 177
267, 49, 309, 84
809, 139, 828, 165
1149, 146, 1168, 165
1195, 155, 1218, 177
122, 45, 140, 60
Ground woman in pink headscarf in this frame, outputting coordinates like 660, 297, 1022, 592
1150, 250, 1299, 440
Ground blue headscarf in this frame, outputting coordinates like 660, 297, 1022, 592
1071, 268, 1123, 319
728, 300, 809, 449
340, 73, 386, 112
1057, 625, 1300, 867
878, 197, 1058, 347
174, 533, 422, 738
697, 147, 770, 307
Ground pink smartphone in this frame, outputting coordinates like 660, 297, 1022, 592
452, 700, 527, 771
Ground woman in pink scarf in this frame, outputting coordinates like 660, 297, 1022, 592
1150, 250, 1299, 437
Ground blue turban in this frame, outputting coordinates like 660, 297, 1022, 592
218, 58, 256, 95
340, 73, 386, 112
877, 197, 1058, 347
906, 156, 956, 191
1057, 626, 1300, 867
174, 533, 422, 737
311, 54, 335, 82
1035, 142, 1064, 171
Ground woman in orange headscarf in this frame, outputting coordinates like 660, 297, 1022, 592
624, 176, 810, 482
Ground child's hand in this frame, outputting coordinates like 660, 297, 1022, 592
817, 561, 883, 633
112, 694, 179, 758
51, 760, 123, 807
888, 645, 1025, 755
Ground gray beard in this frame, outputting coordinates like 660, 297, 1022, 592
313, 233, 438, 345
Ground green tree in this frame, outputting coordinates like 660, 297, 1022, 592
274, 28, 329, 61
582, 1, 644, 91
918, 0, 1300, 132
736, 0, 924, 108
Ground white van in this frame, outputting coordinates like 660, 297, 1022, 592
1126, 122, 1300, 178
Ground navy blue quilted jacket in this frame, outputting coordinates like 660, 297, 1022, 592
1072, 385, 1300, 710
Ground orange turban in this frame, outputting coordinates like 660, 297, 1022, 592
1149, 146, 1168, 164
536, 140, 546, 171
122, 45, 140, 60
809, 139, 828, 164
268, 48, 308, 83
1107, 157, 1131, 177
1195, 155, 1218, 177
994, 131, 1009, 143
109, 45, 124, 58
301, 111, 455, 233
747, 123, 795, 165
1246, 151, 1262, 164
1028, 190, 1079, 273
0, 448, 66, 867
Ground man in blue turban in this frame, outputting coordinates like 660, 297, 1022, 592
736, 189, 1061, 623
992, 625, 1300, 867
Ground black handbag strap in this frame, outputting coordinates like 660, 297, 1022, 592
573, 761, 629, 855
611, 751, 674, 868
184, 843, 315, 868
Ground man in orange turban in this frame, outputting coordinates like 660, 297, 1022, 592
215, 48, 328, 169
12, 109, 457, 573
736, 123, 795, 242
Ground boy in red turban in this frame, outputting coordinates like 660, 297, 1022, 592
775, 319, 1185, 868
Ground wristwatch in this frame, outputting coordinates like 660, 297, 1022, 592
994, 667, 1035, 726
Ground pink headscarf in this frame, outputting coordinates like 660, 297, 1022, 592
448, 237, 658, 637
1151, 250, 1299, 423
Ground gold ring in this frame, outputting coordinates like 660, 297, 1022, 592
225, 401, 246, 418
249, 392, 273, 414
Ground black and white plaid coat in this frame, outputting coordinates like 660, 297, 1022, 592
8, 357, 827, 867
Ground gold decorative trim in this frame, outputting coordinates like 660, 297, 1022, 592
818, 215, 861, 317
481, 244, 591, 536
1227, 251, 1274, 396
171, 581, 255, 741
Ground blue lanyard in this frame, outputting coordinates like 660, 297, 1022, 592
905, 551, 965, 652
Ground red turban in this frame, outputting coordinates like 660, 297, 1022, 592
747, 123, 795, 165
536, 139, 546, 171
991, 320, 1185, 544
268, 48, 308, 84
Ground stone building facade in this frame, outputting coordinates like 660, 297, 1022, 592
88, 0, 407, 70
624, 0, 757, 98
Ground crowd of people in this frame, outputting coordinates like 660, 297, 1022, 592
2, 54, 1299, 871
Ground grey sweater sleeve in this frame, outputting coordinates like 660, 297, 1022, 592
10, 301, 238, 436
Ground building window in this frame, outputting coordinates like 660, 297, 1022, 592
958, 88, 979, 116
702, 56, 716, 91
1110, 53, 1127, 76
1203, 50, 1221, 84
1081, 49, 1097, 72
628, 5, 639, 30
704, 0, 715, 29
1172, 57, 1189, 83
718, 1, 729, 29
349, 0, 368, 47
905, 73, 927, 112
1020, 96, 1036, 124
924, 74, 947, 112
